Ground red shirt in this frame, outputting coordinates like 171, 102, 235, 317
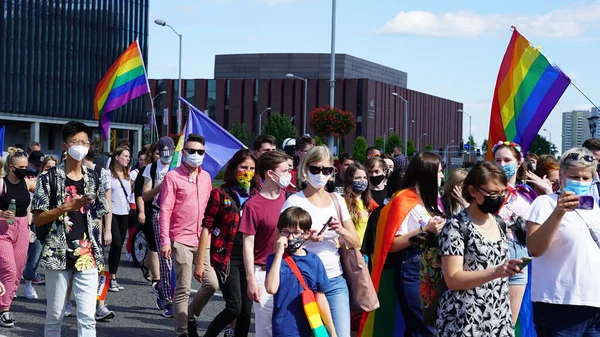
238, 192, 286, 266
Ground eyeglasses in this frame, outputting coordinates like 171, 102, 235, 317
280, 230, 305, 238
308, 166, 334, 175
565, 153, 595, 163
69, 139, 90, 146
184, 148, 206, 155
13, 151, 28, 158
477, 186, 508, 199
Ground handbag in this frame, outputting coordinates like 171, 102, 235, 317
330, 193, 380, 313
284, 253, 330, 337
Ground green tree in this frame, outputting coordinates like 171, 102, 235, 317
468, 135, 476, 150
374, 137, 384, 150
530, 135, 552, 155
228, 121, 250, 147
385, 133, 402, 154
424, 144, 433, 150
353, 136, 368, 163
481, 139, 488, 152
313, 135, 325, 146
262, 113, 297, 148
406, 140, 417, 157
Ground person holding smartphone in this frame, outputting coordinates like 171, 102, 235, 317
525, 147, 600, 336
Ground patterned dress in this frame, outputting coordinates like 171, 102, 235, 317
436, 212, 513, 337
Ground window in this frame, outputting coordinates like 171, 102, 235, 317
207, 80, 216, 120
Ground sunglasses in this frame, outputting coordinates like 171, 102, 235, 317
565, 153, 594, 163
308, 166, 334, 175
184, 148, 206, 155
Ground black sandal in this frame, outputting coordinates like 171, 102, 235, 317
140, 264, 151, 282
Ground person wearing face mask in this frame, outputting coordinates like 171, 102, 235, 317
342, 163, 377, 246
282, 146, 360, 337
525, 148, 600, 336
0, 149, 36, 327
359, 152, 445, 337
436, 161, 522, 336
493, 141, 538, 326
238, 151, 292, 337
157, 134, 212, 337
142, 136, 176, 317
198, 149, 260, 337
366, 157, 388, 206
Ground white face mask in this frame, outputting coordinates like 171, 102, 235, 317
184, 153, 204, 168
160, 156, 172, 164
272, 171, 291, 189
67, 145, 88, 162
308, 172, 330, 189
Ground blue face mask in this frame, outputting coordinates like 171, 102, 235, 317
502, 163, 517, 179
352, 180, 369, 193
564, 179, 592, 196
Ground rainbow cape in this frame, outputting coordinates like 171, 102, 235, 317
94, 40, 150, 139
487, 27, 570, 159
358, 189, 420, 337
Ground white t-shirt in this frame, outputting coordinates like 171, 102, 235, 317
142, 161, 169, 207
110, 176, 131, 215
396, 204, 432, 236
281, 192, 352, 279
129, 169, 138, 204
525, 194, 600, 308
498, 189, 532, 242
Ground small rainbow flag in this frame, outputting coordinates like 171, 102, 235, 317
169, 121, 187, 171
94, 40, 150, 139
487, 27, 570, 158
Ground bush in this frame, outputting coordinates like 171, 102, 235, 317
228, 121, 250, 148
311, 106, 356, 138
262, 113, 297, 149
374, 137, 383, 150
384, 133, 402, 154
353, 136, 368, 164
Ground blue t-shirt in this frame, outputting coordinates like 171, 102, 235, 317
266, 250, 331, 337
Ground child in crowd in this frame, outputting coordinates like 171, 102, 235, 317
265, 207, 337, 337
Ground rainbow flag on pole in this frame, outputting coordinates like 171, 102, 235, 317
94, 40, 150, 139
487, 27, 570, 158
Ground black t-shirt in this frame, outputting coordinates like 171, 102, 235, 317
0, 177, 31, 217
229, 231, 244, 267
65, 177, 87, 268
333, 174, 344, 195
371, 187, 388, 207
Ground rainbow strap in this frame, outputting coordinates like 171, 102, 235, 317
284, 254, 329, 337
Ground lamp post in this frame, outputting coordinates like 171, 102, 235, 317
150, 90, 167, 141
258, 107, 272, 135
154, 19, 183, 134
383, 128, 393, 154
418, 132, 427, 152
392, 92, 408, 154
327, 0, 337, 153
286, 73, 308, 135
458, 109, 472, 148
543, 128, 552, 154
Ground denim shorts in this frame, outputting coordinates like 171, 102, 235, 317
508, 240, 528, 285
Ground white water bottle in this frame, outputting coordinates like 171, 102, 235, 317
7, 199, 16, 225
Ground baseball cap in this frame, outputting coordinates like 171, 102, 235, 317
157, 136, 175, 157
28, 151, 45, 166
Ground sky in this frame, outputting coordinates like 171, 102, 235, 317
147, 0, 600, 154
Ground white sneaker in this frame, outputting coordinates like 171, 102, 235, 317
24, 282, 38, 300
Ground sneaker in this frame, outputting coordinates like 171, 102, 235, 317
162, 302, 173, 318
114, 280, 124, 290
223, 327, 235, 337
108, 279, 120, 292
188, 320, 199, 337
94, 305, 115, 321
0, 312, 15, 327
64, 302, 75, 317
125, 252, 133, 262
152, 282, 166, 310
24, 282, 38, 300
32, 273, 45, 285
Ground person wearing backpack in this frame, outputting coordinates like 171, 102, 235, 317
437, 162, 523, 336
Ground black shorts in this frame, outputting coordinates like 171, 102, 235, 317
142, 210, 157, 252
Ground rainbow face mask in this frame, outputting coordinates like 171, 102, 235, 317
236, 170, 254, 193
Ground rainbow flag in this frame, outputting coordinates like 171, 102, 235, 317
358, 189, 420, 337
169, 121, 187, 171
487, 27, 570, 158
94, 40, 150, 139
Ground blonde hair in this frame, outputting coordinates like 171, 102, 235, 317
4, 147, 26, 174
443, 168, 469, 216
297, 146, 333, 185
41, 155, 59, 172
559, 147, 597, 177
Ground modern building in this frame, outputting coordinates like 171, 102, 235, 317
0, 0, 149, 155
562, 109, 591, 151
149, 53, 463, 152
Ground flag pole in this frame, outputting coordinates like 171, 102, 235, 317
570, 82, 600, 112
135, 38, 157, 143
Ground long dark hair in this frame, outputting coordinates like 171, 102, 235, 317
222, 149, 260, 189
343, 163, 373, 225
400, 151, 444, 217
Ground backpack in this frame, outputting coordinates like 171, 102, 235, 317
409, 214, 506, 326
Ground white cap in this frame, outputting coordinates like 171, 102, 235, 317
282, 138, 296, 148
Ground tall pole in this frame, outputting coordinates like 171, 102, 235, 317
327, 0, 336, 152
303, 79, 308, 135
177, 33, 183, 134
404, 98, 408, 154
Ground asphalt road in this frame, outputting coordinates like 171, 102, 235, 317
0, 256, 256, 337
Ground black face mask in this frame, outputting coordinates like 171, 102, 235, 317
286, 237, 306, 254
477, 195, 505, 214
370, 175, 385, 187
13, 168, 28, 180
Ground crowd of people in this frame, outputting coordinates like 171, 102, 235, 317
0, 120, 599, 337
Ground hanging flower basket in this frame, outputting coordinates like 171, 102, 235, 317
311, 105, 356, 138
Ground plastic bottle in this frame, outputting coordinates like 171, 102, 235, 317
7, 198, 16, 225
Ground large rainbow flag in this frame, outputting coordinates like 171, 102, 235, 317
94, 40, 150, 139
487, 27, 570, 158
358, 188, 420, 337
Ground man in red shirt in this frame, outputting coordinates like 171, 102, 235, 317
239, 151, 292, 337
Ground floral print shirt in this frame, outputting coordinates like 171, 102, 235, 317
32, 163, 109, 272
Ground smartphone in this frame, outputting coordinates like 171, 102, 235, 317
318, 217, 334, 236
517, 256, 532, 271
577, 195, 594, 210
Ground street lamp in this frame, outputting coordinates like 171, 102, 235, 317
154, 19, 183, 133
543, 128, 552, 153
418, 133, 427, 152
383, 128, 393, 153
258, 107, 272, 135
286, 74, 308, 135
392, 92, 408, 153
458, 109, 472, 149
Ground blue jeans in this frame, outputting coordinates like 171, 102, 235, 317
534, 302, 600, 336
394, 248, 435, 337
23, 235, 43, 281
325, 275, 350, 337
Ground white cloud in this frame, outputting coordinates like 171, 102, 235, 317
376, 1, 600, 38
247, 36, 258, 41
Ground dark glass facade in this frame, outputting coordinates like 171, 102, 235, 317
0, 0, 149, 123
